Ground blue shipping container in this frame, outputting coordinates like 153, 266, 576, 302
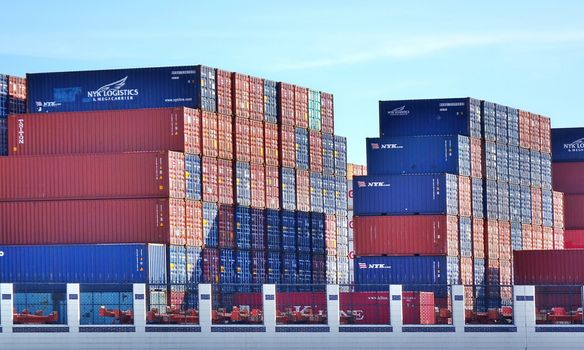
295, 128, 309, 170
551, 128, 584, 163
495, 104, 508, 145
219, 249, 236, 284
366, 135, 471, 176
378, 98, 482, 138
312, 253, 326, 285
310, 213, 325, 254
497, 182, 510, 221
496, 143, 509, 183
236, 162, 251, 207
280, 167, 296, 211
519, 147, 531, 187
484, 180, 498, 220
186, 246, 203, 284
203, 202, 219, 248
251, 250, 266, 284
236, 250, 252, 285
281, 252, 298, 284
530, 150, 541, 188
335, 176, 348, 215
542, 190, 553, 227
0, 118, 7, 156
509, 184, 522, 223
354, 256, 460, 295
334, 135, 347, 176
280, 210, 296, 252
185, 154, 202, 201
250, 208, 266, 251
264, 80, 278, 123
511, 222, 522, 251
520, 186, 532, 224
310, 172, 324, 213
265, 209, 281, 252
296, 211, 311, 253
267, 252, 282, 284
507, 107, 520, 146
0, 74, 7, 96
235, 206, 251, 250
471, 177, 484, 219
352, 174, 458, 216
168, 245, 187, 284
297, 252, 312, 285
459, 217, 472, 257
322, 174, 336, 214
508, 145, 520, 185
0, 244, 167, 283
484, 141, 497, 180
482, 101, 496, 142
322, 133, 335, 175
27, 65, 217, 113
541, 153, 552, 190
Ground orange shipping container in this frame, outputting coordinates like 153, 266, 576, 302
529, 113, 541, 151
265, 165, 280, 210
296, 169, 310, 212
309, 131, 323, 172
294, 86, 308, 128
217, 159, 233, 205
233, 73, 250, 118
264, 122, 279, 167
458, 176, 471, 217
532, 187, 543, 226
249, 120, 264, 164
532, 225, 543, 249
277, 82, 295, 126
472, 218, 485, 259
320, 92, 334, 134
279, 124, 296, 168
186, 200, 203, 246
216, 69, 233, 115
554, 227, 565, 249
498, 221, 511, 261
217, 114, 233, 160
249, 76, 264, 121
484, 220, 499, 260
543, 227, 554, 250
251, 163, 266, 209
518, 110, 531, 149
522, 224, 533, 250
202, 156, 218, 203
202, 111, 218, 158
235, 117, 250, 163
470, 137, 483, 179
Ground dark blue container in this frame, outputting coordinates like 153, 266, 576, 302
203, 202, 219, 248
509, 184, 521, 223
251, 208, 266, 251
0, 244, 167, 283
335, 176, 348, 215
542, 190, 553, 227
354, 256, 460, 296
378, 98, 482, 138
352, 174, 459, 216
297, 252, 312, 285
236, 162, 251, 207
235, 206, 251, 250
334, 135, 347, 177
530, 150, 541, 188
520, 185, 532, 224
312, 253, 326, 284
186, 246, 203, 283
473, 258, 485, 286
265, 209, 280, 252
0, 74, 7, 96
251, 250, 266, 284
281, 252, 298, 284
473, 258, 486, 312
541, 153, 552, 190
484, 141, 497, 180
0, 118, 7, 156
280, 210, 296, 252
366, 135, 470, 176
322, 133, 335, 175
310, 172, 324, 213
495, 104, 508, 144
551, 128, 584, 163
310, 213, 325, 254
219, 249, 236, 284
496, 143, 509, 183
185, 154, 202, 200
471, 178, 484, 219
9, 96, 26, 115
508, 145, 520, 185
486, 262, 499, 286
482, 101, 496, 142
263, 80, 278, 123
511, 222, 522, 251
484, 179, 498, 220
296, 211, 311, 253
459, 217, 472, 257
280, 167, 296, 211
295, 128, 309, 170
322, 174, 336, 214
519, 147, 531, 187
0, 95, 7, 118
236, 250, 252, 285
27, 65, 216, 113
168, 245, 187, 284
507, 107, 520, 146
497, 182, 510, 221
267, 251, 281, 284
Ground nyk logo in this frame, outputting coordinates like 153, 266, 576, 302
564, 138, 584, 152
359, 263, 391, 269
87, 77, 139, 101
17, 119, 24, 144
357, 181, 390, 188
386, 105, 410, 116
371, 143, 404, 150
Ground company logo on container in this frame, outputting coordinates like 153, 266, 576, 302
358, 262, 367, 269
359, 262, 391, 269
87, 77, 139, 102
357, 181, 367, 188
0, 251, 4, 257
564, 138, 584, 152
378, 143, 403, 149
17, 119, 24, 144
386, 106, 410, 116
366, 181, 390, 187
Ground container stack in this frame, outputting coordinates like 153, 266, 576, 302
346, 163, 367, 284
551, 128, 584, 248
0, 74, 26, 155
352, 98, 563, 311
0, 66, 348, 299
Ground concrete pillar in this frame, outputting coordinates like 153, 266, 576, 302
66, 284, 80, 332
389, 285, 403, 332
198, 284, 212, 332
0, 283, 13, 333
262, 284, 276, 332
451, 285, 465, 331
133, 284, 146, 332
523, 286, 536, 331
327, 284, 340, 332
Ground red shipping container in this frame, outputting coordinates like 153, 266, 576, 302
202, 156, 218, 203
232, 73, 250, 118
552, 163, 584, 194
339, 292, 390, 325
464, 286, 474, 311
543, 227, 554, 250
218, 205, 235, 249
217, 159, 233, 205
264, 122, 279, 167
249, 76, 264, 121
234, 117, 250, 163
532, 225, 543, 250
278, 83, 294, 126
0, 151, 185, 201
529, 113, 541, 151
325, 214, 337, 256
353, 215, 459, 256
249, 120, 264, 164
8, 76, 26, 99
514, 249, 584, 285
472, 218, 485, 259
539, 116, 551, 154
522, 224, 533, 250
565, 194, 584, 229
0, 198, 186, 245
460, 257, 473, 285
202, 111, 218, 158
518, 110, 531, 149
564, 229, 584, 249
484, 220, 499, 260
498, 221, 511, 261
279, 124, 296, 168
470, 137, 483, 179
499, 259, 512, 285
309, 130, 323, 172
186, 200, 203, 246
217, 114, 233, 160
402, 292, 435, 325
265, 165, 280, 210
294, 86, 308, 128
554, 227, 565, 250
216, 69, 233, 115
553, 190, 564, 229
458, 176, 471, 217
320, 92, 334, 134
531, 187, 543, 226
251, 163, 266, 209
9, 108, 201, 156
296, 169, 310, 212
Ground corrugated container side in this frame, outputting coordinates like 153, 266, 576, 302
334, 135, 347, 177
202, 202, 219, 248
217, 159, 233, 205
519, 148, 531, 187
233, 73, 250, 118
282, 252, 298, 284
251, 250, 267, 284
529, 113, 541, 151
280, 167, 296, 211
539, 116, 551, 154
541, 153, 552, 190
220, 248, 236, 283
267, 251, 282, 284
521, 224, 533, 250
309, 130, 323, 172
460, 256, 473, 285
520, 186, 532, 224
263, 80, 278, 123
511, 222, 522, 251
473, 218, 485, 259
322, 133, 335, 175
482, 101, 496, 142
295, 127, 309, 170
236, 250, 252, 285
484, 179, 498, 220
531, 187, 543, 226
251, 208, 266, 251
235, 117, 251, 163
296, 169, 311, 212
0, 119, 7, 156
497, 182, 510, 221
202, 247, 220, 284
335, 176, 348, 215
186, 246, 203, 283
495, 104, 508, 144
509, 184, 521, 223
308, 89, 321, 131
325, 214, 337, 256
281, 210, 297, 252
320, 92, 334, 134
542, 190, 553, 227
326, 254, 337, 284
266, 209, 281, 251
565, 194, 584, 229
277, 82, 294, 126
470, 137, 483, 179
459, 176, 471, 218
249, 76, 264, 121
519, 110, 531, 149
483, 141, 497, 180
202, 111, 218, 158
296, 212, 312, 253
202, 156, 218, 203
532, 225, 543, 250
553, 227, 564, 249
264, 121, 279, 167
235, 206, 251, 250
543, 227, 554, 250
553, 191, 564, 229
312, 253, 326, 284
530, 150, 542, 188
251, 163, 266, 209
310, 172, 324, 213
249, 120, 264, 164
294, 86, 309, 128
279, 124, 296, 168
265, 165, 280, 210
484, 219, 499, 260
471, 177, 484, 219
552, 163, 584, 194
218, 205, 235, 249
496, 143, 509, 183
459, 217, 472, 257
508, 145, 520, 185
235, 162, 251, 207
186, 200, 203, 246
216, 69, 232, 115
168, 245, 187, 283
311, 213, 326, 254
507, 107, 520, 146
513, 250, 584, 285
498, 221, 511, 261
323, 174, 336, 214
185, 154, 202, 201
217, 113, 233, 160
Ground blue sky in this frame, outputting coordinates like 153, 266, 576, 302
1, 0, 583, 164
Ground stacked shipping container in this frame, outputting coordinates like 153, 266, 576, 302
0, 74, 26, 155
